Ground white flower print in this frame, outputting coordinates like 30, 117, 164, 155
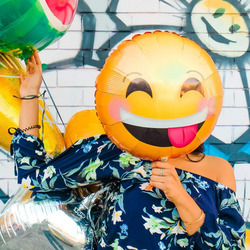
152, 204, 163, 213
100, 238, 106, 248
142, 214, 169, 234
35, 150, 43, 156
97, 144, 107, 153
170, 221, 186, 235
21, 176, 34, 189
112, 210, 123, 225
217, 183, 227, 190
186, 172, 194, 179
140, 182, 150, 190
26, 137, 35, 143
19, 157, 30, 165
132, 166, 147, 178
42, 165, 56, 182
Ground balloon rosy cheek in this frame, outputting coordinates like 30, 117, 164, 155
199, 97, 216, 119
108, 98, 130, 123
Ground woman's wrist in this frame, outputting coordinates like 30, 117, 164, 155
19, 86, 40, 96
167, 185, 187, 205
19, 91, 40, 96
14, 93, 42, 100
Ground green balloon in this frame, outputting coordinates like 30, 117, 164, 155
0, 0, 78, 59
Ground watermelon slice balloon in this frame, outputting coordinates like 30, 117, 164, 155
0, 0, 78, 59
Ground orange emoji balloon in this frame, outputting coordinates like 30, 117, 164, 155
95, 31, 223, 161
64, 109, 105, 148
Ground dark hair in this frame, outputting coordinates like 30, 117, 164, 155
191, 143, 204, 154
186, 143, 205, 162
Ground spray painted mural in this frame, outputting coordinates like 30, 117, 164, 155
44, 0, 250, 162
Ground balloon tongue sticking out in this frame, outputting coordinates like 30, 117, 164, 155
168, 124, 198, 148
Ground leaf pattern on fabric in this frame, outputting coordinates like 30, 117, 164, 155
10, 130, 246, 249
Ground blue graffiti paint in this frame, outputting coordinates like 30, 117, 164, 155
44, 0, 249, 166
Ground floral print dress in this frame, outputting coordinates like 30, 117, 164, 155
11, 129, 246, 249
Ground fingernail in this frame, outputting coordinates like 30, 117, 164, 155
161, 157, 168, 162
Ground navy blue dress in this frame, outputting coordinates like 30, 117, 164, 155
11, 129, 246, 249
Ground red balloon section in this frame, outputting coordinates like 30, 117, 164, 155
45, 0, 77, 25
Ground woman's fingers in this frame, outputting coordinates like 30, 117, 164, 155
152, 168, 168, 176
150, 175, 168, 183
149, 181, 165, 191
28, 55, 35, 64
33, 50, 41, 66
151, 161, 173, 169
26, 50, 41, 67
25, 51, 42, 74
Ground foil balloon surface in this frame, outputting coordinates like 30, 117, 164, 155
0, 0, 78, 59
95, 31, 223, 161
0, 187, 103, 249
0, 52, 65, 156
64, 109, 105, 148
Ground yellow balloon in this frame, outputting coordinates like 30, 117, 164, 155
95, 31, 223, 161
246, 229, 250, 248
0, 53, 65, 156
64, 109, 105, 148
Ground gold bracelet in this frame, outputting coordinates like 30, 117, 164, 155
184, 210, 205, 226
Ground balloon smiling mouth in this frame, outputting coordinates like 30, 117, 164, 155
120, 107, 208, 148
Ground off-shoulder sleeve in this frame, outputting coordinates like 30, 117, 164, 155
10, 129, 143, 192
192, 184, 246, 249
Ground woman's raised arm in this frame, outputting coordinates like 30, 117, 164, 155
18, 50, 43, 137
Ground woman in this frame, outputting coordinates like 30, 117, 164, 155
11, 51, 246, 249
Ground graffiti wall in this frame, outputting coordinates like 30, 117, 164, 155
0, 0, 249, 243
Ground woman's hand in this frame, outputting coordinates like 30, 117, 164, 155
19, 50, 42, 97
149, 161, 186, 203
18, 50, 43, 137
149, 161, 205, 235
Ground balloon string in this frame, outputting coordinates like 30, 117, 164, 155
40, 91, 46, 141
42, 77, 70, 141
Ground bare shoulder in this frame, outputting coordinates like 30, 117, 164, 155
206, 155, 236, 192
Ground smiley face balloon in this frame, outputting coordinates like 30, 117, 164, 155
95, 31, 223, 161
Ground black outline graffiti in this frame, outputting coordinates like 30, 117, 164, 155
46, 0, 249, 164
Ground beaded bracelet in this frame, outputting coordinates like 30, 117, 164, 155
22, 125, 41, 132
8, 125, 41, 135
184, 210, 205, 226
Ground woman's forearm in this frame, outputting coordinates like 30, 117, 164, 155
18, 50, 43, 137
19, 98, 40, 137
173, 190, 205, 235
